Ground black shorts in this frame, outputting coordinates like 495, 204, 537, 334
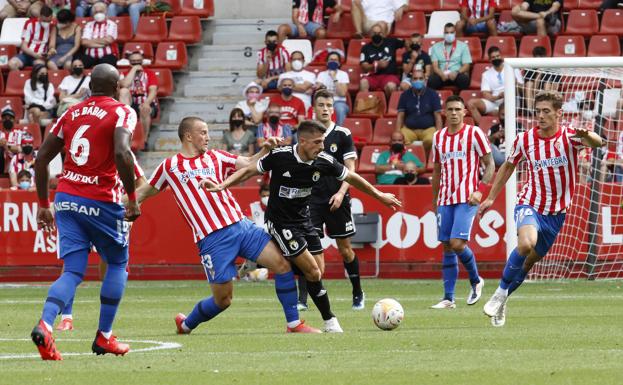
266, 219, 323, 258
310, 198, 356, 239
131, 102, 159, 119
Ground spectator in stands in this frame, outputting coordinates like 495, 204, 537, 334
7, 5, 54, 70
223, 108, 256, 156
360, 23, 404, 99
256, 103, 294, 148
0, 0, 43, 23
119, 50, 158, 139
235, 81, 270, 126
428, 23, 472, 91
396, 68, 442, 158
256, 30, 291, 90
315, 52, 349, 125
523, 45, 559, 113
107, 0, 145, 34
601, 131, 623, 183
278, 50, 316, 109
278, 0, 340, 42
455, 0, 497, 37
57, 58, 90, 116
9, 135, 36, 189
24, 64, 56, 128
0, 107, 23, 172
487, 101, 507, 167
600, 0, 622, 11
375, 131, 428, 185
269, 77, 306, 127
400, 33, 431, 91
511, 0, 562, 36
467, 46, 523, 126
351, 0, 407, 38
13, 170, 35, 190
80, 2, 118, 68
47, 9, 81, 71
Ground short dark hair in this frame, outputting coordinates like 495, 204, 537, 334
17, 170, 32, 180
410, 32, 422, 38
40, 5, 53, 17
229, 108, 245, 130
445, 95, 465, 107
56, 9, 74, 23
313, 89, 334, 105
535, 90, 563, 110
444, 23, 455, 30
327, 51, 341, 61
297, 120, 327, 136
265, 30, 278, 39
487, 45, 500, 57
178, 116, 205, 141
291, 50, 304, 59
532, 46, 547, 57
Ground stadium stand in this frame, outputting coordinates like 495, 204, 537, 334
168, 16, 203, 44
134, 16, 168, 43
392, 11, 427, 38
154, 42, 189, 70
553, 35, 587, 57
519, 35, 552, 57
587, 35, 621, 57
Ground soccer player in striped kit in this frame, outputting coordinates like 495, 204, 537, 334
480, 91, 602, 327
431, 95, 495, 309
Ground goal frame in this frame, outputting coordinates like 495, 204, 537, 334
502, 57, 623, 262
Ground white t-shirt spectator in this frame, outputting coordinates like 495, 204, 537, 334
316, 69, 349, 102
58, 75, 91, 100
362, 0, 407, 24
278, 70, 317, 109
24, 82, 56, 110
234, 97, 270, 119
481, 65, 523, 97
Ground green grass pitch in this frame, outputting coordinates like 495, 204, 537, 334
1, 279, 622, 385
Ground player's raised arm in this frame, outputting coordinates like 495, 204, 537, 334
202, 160, 262, 192
235, 136, 283, 170
574, 127, 603, 148
34, 131, 65, 232
344, 171, 402, 210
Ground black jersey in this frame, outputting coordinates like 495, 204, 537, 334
257, 145, 348, 225
310, 123, 357, 204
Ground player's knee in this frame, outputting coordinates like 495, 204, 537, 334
272, 257, 291, 274
517, 241, 534, 257
337, 245, 354, 261
449, 239, 466, 253
305, 267, 322, 282
214, 293, 233, 309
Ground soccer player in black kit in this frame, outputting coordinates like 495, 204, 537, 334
202, 120, 401, 332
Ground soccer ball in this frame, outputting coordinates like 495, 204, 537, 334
372, 298, 404, 330
246, 268, 269, 282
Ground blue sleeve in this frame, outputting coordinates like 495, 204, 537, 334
397, 92, 408, 112
431, 89, 442, 111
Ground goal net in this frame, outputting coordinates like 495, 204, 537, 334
503, 57, 623, 280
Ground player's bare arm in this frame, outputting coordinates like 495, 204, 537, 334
202, 161, 261, 192
329, 157, 356, 212
114, 126, 141, 222
344, 171, 402, 210
132, 183, 160, 205
574, 128, 603, 148
431, 161, 441, 213
33, 133, 65, 232
468, 153, 495, 206
235, 136, 283, 170
479, 161, 517, 217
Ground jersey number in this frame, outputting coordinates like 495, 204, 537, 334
70, 124, 91, 166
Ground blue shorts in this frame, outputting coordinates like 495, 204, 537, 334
466, 22, 489, 34
15, 53, 37, 67
288, 21, 324, 37
54, 192, 129, 265
514, 205, 566, 257
437, 203, 479, 242
196, 219, 271, 284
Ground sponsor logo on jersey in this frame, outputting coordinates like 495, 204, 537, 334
279, 186, 312, 199
330, 143, 337, 153
54, 201, 100, 216
344, 221, 354, 232
532, 155, 569, 172
312, 171, 320, 182
289, 239, 299, 250
440, 150, 467, 163
282, 171, 291, 177
61, 170, 99, 185
178, 167, 216, 183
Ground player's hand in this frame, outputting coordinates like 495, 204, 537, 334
37, 207, 56, 233
199, 178, 224, 192
329, 191, 345, 212
124, 200, 141, 222
297, 24, 308, 38
378, 192, 402, 210
574, 127, 591, 138
263, 136, 284, 150
468, 191, 482, 206
479, 198, 494, 217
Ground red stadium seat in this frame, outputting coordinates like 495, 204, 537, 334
565, 10, 599, 35
0, 177, 9, 188
48, 70, 68, 96
358, 172, 377, 185
478, 116, 500, 135
357, 145, 389, 173
562, 0, 579, 11
149, 0, 182, 16
122, 41, 154, 60
180, 0, 214, 18
346, 39, 369, 65
393, 12, 426, 38
587, 35, 621, 57
133, 16, 168, 43
75, 17, 91, 30
154, 41, 188, 69
405, 143, 426, 165
168, 16, 202, 44
0, 44, 17, 71
459, 90, 482, 106
497, 10, 521, 37
343, 117, 373, 147
327, 13, 356, 39
341, 64, 362, 93
386, 90, 402, 117
0, 76, 3, 95
440, 0, 461, 11
600, 9, 623, 36
351, 92, 387, 120
0, 97, 24, 119
109, 16, 133, 43
313, 39, 346, 62
458, 37, 482, 61
496, 0, 522, 10
373, 118, 398, 145
519, 35, 552, 57
5, 70, 29, 96
20, 123, 41, 148
484, 36, 516, 60
304, 65, 324, 77
436, 89, 454, 109
469, 62, 492, 89
131, 119, 145, 152
338, 0, 352, 12
553, 35, 586, 57
408, 0, 440, 12
421, 37, 443, 54
152, 68, 174, 97
576, 0, 602, 9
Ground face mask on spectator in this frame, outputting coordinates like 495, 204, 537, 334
22, 145, 34, 155
371, 33, 383, 45
246, 91, 260, 101
260, 196, 269, 206
281, 87, 293, 97
411, 80, 425, 90
94, 12, 106, 22
231, 119, 244, 127
72, 67, 83, 76
291, 60, 303, 71
38, 74, 48, 83
391, 143, 404, 153
327, 61, 340, 71
405, 172, 416, 183
411, 43, 420, 51
268, 115, 280, 125
266, 42, 277, 51
444, 33, 455, 44
491, 58, 503, 67
19, 181, 31, 190
3, 119, 13, 130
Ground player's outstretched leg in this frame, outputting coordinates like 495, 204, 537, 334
92, 261, 130, 355
484, 247, 525, 317
56, 296, 74, 331
337, 238, 364, 310
431, 250, 458, 309
177, 281, 230, 334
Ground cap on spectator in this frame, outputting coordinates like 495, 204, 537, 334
242, 81, 263, 96
277, 75, 294, 87
22, 134, 34, 144
1, 107, 15, 118
125, 50, 144, 57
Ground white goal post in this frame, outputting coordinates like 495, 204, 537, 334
503, 57, 623, 279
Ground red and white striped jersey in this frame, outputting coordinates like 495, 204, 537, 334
121, 68, 158, 106
0, 127, 27, 147
82, 20, 118, 59
257, 46, 290, 78
9, 152, 36, 178
508, 125, 584, 215
148, 150, 245, 242
22, 18, 51, 55
460, 0, 496, 18
433, 124, 491, 206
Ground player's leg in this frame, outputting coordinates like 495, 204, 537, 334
56, 264, 75, 331
431, 205, 458, 309
449, 203, 484, 305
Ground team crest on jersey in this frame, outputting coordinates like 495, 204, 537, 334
289, 240, 299, 250
330, 143, 337, 153
312, 171, 320, 181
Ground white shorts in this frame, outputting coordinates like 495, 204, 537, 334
482, 98, 502, 114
